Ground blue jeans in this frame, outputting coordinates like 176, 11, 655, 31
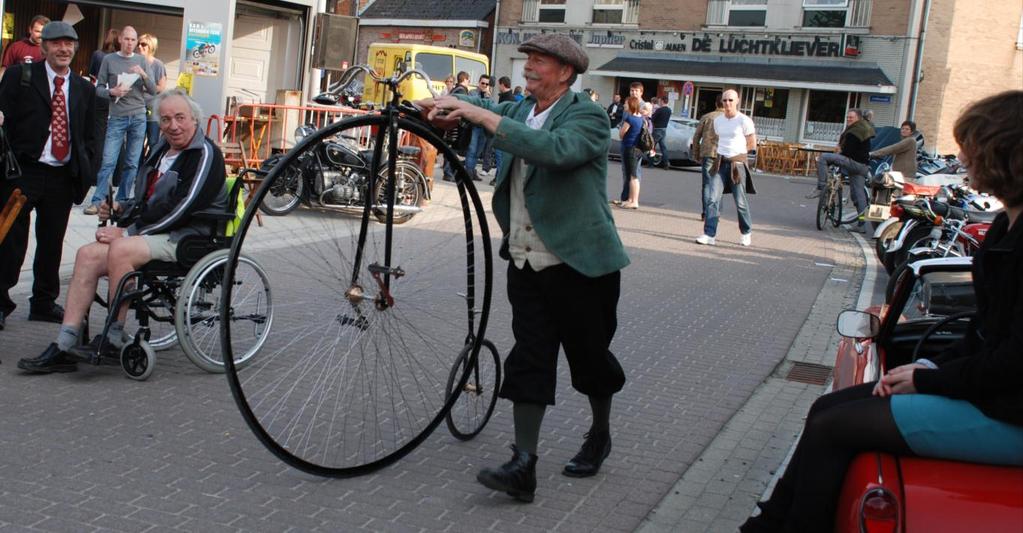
700, 156, 715, 217
817, 153, 869, 217
703, 158, 752, 237
619, 146, 642, 202
653, 128, 668, 166
92, 114, 147, 205
464, 126, 485, 176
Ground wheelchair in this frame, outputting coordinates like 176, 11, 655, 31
74, 177, 274, 380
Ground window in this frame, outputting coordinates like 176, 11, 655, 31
539, 0, 566, 23
803, 90, 859, 143
593, 0, 625, 24
728, 0, 767, 27
803, 0, 848, 28
415, 53, 452, 83
455, 57, 487, 85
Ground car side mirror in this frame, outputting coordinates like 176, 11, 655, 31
837, 310, 880, 339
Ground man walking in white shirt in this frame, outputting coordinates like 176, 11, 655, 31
696, 89, 756, 247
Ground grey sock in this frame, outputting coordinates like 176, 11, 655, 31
513, 402, 546, 455
108, 322, 126, 348
55, 325, 80, 352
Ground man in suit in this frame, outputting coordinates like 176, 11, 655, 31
0, 21, 97, 333
420, 34, 630, 503
606, 93, 623, 127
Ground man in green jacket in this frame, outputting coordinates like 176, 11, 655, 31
419, 34, 630, 503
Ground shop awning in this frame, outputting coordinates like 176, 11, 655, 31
590, 56, 896, 94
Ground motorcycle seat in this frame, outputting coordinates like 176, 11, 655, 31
931, 202, 967, 221
966, 209, 999, 224
397, 146, 421, 158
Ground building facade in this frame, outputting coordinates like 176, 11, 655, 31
493, 0, 1022, 150
355, 0, 497, 65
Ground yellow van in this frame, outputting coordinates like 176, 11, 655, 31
362, 43, 490, 106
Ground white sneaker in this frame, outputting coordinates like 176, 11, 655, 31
695, 234, 716, 246
740, 233, 752, 247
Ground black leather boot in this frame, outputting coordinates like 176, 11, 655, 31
563, 430, 611, 477
476, 445, 538, 503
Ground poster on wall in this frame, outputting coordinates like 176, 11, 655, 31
2, 13, 15, 45
185, 21, 223, 77
458, 30, 475, 48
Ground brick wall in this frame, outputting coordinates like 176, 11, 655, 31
499, 0, 524, 25
870, 0, 912, 36
637, 0, 707, 30
915, 0, 1023, 153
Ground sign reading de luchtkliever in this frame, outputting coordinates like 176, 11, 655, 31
497, 29, 848, 59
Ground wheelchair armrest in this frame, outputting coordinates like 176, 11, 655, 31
192, 209, 236, 222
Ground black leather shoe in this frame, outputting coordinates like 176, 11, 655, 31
563, 430, 611, 478
476, 445, 538, 503
68, 335, 120, 361
17, 343, 78, 374
28, 303, 65, 324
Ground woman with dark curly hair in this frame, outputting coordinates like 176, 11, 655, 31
741, 89, 1023, 532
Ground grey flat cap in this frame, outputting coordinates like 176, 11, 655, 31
41, 21, 79, 41
518, 34, 588, 74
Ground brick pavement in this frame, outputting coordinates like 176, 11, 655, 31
0, 168, 868, 532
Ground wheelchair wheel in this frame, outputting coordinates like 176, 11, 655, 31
175, 249, 272, 373
99, 277, 179, 351
221, 112, 492, 477
121, 341, 156, 381
445, 339, 501, 441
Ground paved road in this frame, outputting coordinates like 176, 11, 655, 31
0, 163, 853, 532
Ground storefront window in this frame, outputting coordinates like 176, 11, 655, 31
753, 88, 788, 139
804, 90, 854, 143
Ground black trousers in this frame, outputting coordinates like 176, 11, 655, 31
499, 262, 626, 406
0, 161, 74, 314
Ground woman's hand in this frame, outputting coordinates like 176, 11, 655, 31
873, 363, 926, 397
95, 226, 124, 244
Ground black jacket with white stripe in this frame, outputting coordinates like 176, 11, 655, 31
118, 129, 227, 242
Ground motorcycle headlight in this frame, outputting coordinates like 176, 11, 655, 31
294, 126, 315, 143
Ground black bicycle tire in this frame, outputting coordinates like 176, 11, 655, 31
257, 159, 303, 216
830, 183, 843, 228
445, 339, 501, 441
815, 188, 828, 231
220, 112, 493, 478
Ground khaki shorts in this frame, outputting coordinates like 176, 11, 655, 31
142, 234, 177, 263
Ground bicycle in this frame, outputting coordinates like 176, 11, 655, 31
219, 64, 498, 477
816, 165, 846, 230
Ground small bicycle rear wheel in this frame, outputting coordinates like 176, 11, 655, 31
221, 112, 492, 477
445, 339, 501, 441
815, 190, 828, 230
830, 183, 844, 228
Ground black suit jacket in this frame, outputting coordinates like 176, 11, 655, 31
0, 62, 98, 203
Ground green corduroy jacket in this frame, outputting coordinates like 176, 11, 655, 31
457, 91, 630, 278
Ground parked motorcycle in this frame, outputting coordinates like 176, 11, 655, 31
257, 125, 430, 224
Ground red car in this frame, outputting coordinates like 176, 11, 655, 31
832, 256, 1023, 532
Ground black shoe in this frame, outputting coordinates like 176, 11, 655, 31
563, 430, 611, 478
68, 335, 120, 361
17, 343, 78, 374
476, 445, 538, 503
442, 174, 455, 182
28, 303, 64, 324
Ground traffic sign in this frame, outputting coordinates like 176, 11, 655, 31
682, 81, 694, 96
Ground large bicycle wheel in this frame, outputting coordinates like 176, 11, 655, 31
220, 112, 492, 477
815, 188, 829, 230
445, 339, 501, 441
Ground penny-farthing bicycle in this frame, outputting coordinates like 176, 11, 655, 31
220, 65, 498, 477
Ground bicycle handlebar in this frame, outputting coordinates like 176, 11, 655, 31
322, 64, 441, 102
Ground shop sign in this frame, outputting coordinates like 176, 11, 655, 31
587, 33, 625, 48
628, 33, 844, 58
399, 32, 426, 40
496, 30, 583, 46
868, 95, 892, 103
459, 30, 476, 48
185, 21, 223, 77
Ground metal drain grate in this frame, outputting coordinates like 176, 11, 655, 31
785, 362, 833, 385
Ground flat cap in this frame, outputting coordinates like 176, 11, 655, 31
518, 34, 588, 74
41, 21, 79, 41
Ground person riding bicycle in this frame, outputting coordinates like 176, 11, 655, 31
809, 108, 875, 233
17, 89, 227, 374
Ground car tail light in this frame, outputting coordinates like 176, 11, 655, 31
860, 487, 900, 533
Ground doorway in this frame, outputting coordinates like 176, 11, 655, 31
693, 86, 722, 119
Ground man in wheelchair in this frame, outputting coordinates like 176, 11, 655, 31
18, 89, 227, 374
